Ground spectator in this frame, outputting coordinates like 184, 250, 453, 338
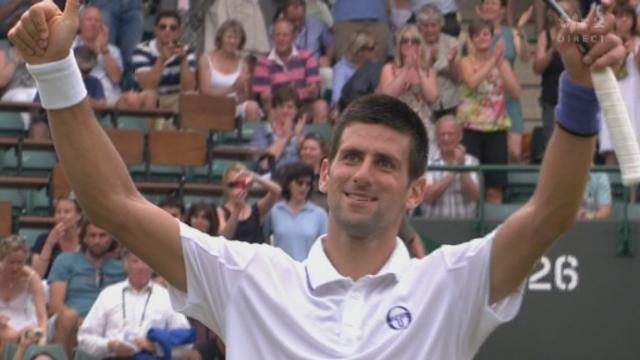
379, 24, 439, 143
533, 1, 575, 146
11, 328, 53, 360
126, 10, 196, 130
477, 0, 532, 162
185, 202, 219, 236
331, 31, 377, 109
0, 236, 47, 348
600, 3, 640, 165
265, 162, 328, 261
253, 18, 326, 121
48, 219, 126, 357
422, 116, 480, 218
387, 0, 413, 33
158, 196, 185, 220
457, 19, 521, 204
31, 198, 83, 279
280, 0, 336, 67
198, 20, 262, 122
299, 133, 329, 208
204, 0, 270, 55
77, 250, 192, 359
333, 0, 391, 63
73, 5, 123, 106
74, 46, 106, 107
87, 0, 143, 83
0, 45, 36, 130
416, 4, 461, 121
411, 0, 462, 37
217, 163, 282, 244
578, 170, 612, 220
251, 87, 307, 172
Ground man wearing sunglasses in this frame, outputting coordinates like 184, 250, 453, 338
10, 1, 626, 358
124, 10, 196, 129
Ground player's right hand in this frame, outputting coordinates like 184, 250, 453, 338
8, 0, 80, 65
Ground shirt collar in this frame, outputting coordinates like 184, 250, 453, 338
304, 236, 411, 290
267, 46, 300, 67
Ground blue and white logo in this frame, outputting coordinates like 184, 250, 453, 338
386, 306, 412, 330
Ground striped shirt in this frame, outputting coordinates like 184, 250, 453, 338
422, 150, 479, 219
252, 47, 320, 101
132, 39, 196, 95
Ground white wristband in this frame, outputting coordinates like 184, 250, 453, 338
26, 52, 87, 110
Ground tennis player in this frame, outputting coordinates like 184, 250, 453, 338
8, 1, 624, 358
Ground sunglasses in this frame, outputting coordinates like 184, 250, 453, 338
400, 37, 421, 46
158, 24, 179, 31
294, 179, 312, 187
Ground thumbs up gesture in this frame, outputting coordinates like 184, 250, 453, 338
8, 0, 80, 65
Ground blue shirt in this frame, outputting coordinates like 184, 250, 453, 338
48, 252, 126, 317
295, 16, 335, 59
250, 123, 303, 170
264, 201, 328, 261
331, 57, 356, 107
333, 0, 387, 22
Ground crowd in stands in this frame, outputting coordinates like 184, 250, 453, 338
1, 0, 638, 356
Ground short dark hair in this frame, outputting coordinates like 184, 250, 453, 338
74, 45, 97, 73
185, 201, 219, 235
283, 0, 306, 12
277, 162, 315, 201
468, 19, 494, 38
155, 10, 181, 27
158, 196, 185, 216
271, 86, 300, 109
330, 94, 428, 181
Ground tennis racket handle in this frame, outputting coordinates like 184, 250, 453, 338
591, 67, 640, 186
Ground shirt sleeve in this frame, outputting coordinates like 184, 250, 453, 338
167, 221, 264, 337
252, 57, 272, 96
77, 288, 112, 358
132, 46, 153, 74
438, 230, 525, 354
47, 254, 72, 285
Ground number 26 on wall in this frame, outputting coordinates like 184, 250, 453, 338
528, 255, 579, 292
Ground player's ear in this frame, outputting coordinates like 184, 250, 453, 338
319, 158, 330, 194
406, 176, 426, 211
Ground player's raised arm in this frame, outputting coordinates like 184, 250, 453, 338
8, 0, 186, 291
489, 10, 625, 304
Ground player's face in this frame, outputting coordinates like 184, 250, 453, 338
320, 124, 424, 238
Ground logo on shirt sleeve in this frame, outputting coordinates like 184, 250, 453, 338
386, 306, 412, 330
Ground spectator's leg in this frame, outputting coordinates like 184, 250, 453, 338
117, 0, 144, 84
508, 132, 523, 163
53, 307, 80, 358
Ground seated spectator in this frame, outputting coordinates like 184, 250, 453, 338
280, 0, 335, 67
158, 196, 185, 220
185, 202, 219, 236
78, 250, 192, 359
251, 87, 307, 172
87, 0, 144, 83
578, 170, 612, 220
422, 116, 480, 219
387, 0, 413, 33
0, 236, 47, 349
73, 5, 123, 106
198, 20, 262, 122
124, 10, 196, 130
253, 18, 327, 121
265, 162, 327, 261
411, 0, 462, 37
0, 45, 36, 130
331, 31, 377, 109
204, 0, 270, 55
379, 24, 439, 142
12, 330, 53, 360
299, 133, 329, 208
333, 0, 391, 64
31, 198, 83, 279
48, 219, 126, 357
217, 163, 282, 244
457, 19, 521, 204
416, 4, 461, 120
74, 46, 107, 107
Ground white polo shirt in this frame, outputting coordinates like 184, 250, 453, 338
168, 222, 524, 359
